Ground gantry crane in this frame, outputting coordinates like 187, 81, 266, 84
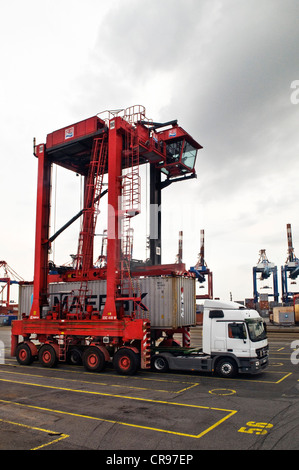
11, 105, 202, 373
189, 229, 213, 299
281, 223, 299, 303
253, 249, 279, 304
0, 261, 23, 313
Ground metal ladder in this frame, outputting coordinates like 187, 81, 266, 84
119, 133, 141, 314
141, 321, 151, 369
75, 135, 108, 315
58, 335, 67, 362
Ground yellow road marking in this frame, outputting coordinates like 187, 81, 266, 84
0, 376, 222, 408
2, 358, 292, 385
0, 417, 68, 450
209, 389, 236, 396
273, 372, 292, 383
176, 383, 199, 393
148, 367, 291, 384
0, 367, 198, 394
0, 379, 237, 439
1, 360, 292, 385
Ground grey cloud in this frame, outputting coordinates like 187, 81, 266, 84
59, 0, 299, 299
97, 0, 207, 76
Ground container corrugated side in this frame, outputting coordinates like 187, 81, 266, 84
19, 277, 196, 329
19, 283, 33, 317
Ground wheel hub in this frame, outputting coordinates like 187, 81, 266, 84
20, 349, 27, 360
43, 351, 51, 363
120, 356, 130, 369
88, 354, 98, 366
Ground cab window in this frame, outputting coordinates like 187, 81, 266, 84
228, 323, 247, 339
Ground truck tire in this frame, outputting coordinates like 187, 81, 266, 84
38, 344, 58, 368
82, 346, 105, 372
151, 355, 169, 373
66, 346, 83, 365
16, 343, 34, 365
113, 348, 139, 375
215, 357, 237, 378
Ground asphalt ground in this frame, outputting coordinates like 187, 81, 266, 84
0, 325, 299, 457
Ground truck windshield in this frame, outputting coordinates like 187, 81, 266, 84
246, 319, 267, 342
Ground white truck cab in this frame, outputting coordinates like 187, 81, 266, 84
152, 299, 269, 378
202, 299, 269, 377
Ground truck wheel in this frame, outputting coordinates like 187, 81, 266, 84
113, 348, 139, 375
152, 355, 169, 373
66, 346, 83, 365
82, 346, 105, 372
216, 358, 237, 378
39, 344, 58, 368
16, 343, 34, 365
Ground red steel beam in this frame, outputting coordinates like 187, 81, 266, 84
30, 144, 51, 319
102, 117, 123, 320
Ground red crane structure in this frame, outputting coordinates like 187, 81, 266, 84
0, 261, 23, 313
11, 105, 202, 374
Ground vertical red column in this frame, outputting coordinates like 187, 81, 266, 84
102, 117, 123, 320
29, 144, 52, 319
82, 176, 92, 269
81, 175, 95, 273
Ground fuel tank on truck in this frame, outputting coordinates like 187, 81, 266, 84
19, 276, 196, 329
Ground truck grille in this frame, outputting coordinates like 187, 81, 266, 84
256, 345, 269, 358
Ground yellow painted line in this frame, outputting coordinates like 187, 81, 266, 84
180, 367, 292, 384
228, 371, 293, 385
0, 398, 236, 440
209, 389, 236, 396
0, 417, 68, 450
176, 383, 199, 393
1, 362, 290, 385
121, 371, 199, 388
0, 369, 170, 393
0, 368, 198, 394
273, 372, 292, 384
252, 371, 292, 384
177, 373, 286, 385
150, 367, 280, 383
0, 376, 220, 409
0, 381, 237, 439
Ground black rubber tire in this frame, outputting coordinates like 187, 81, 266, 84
82, 346, 105, 372
215, 357, 237, 378
16, 343, 34, 365
151, 355, 169, 373
66, 346, 83, 365
38, 344, 58, 368
113, 348, 139, 376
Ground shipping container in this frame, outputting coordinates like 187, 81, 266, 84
19, 276, 196, 329
272, 306, 295, 325
0, 315, 18, 326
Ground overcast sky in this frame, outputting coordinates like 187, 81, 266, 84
1, 0, 299, 303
